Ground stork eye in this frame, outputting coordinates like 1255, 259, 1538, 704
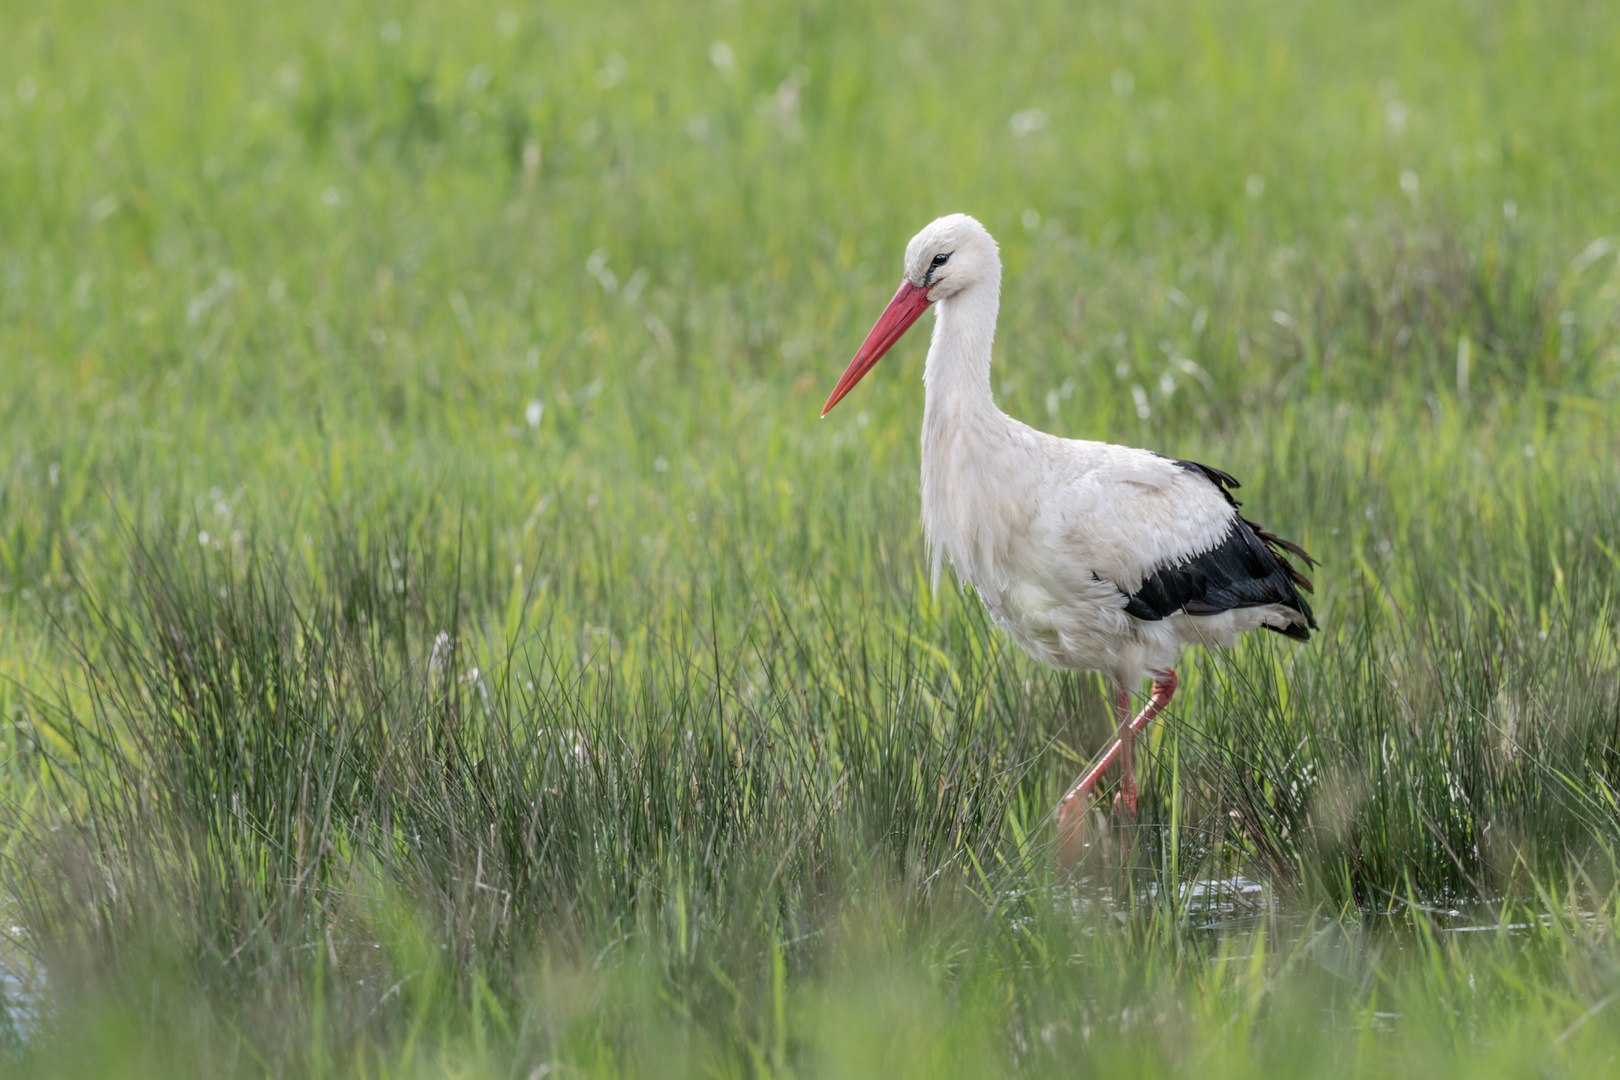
931, 252, 952, 267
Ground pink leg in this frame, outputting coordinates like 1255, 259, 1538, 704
1116, 704, 1137, 815
1055, 671, 1178, 865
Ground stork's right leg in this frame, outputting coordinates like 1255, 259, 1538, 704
1055, 671, 1178, 867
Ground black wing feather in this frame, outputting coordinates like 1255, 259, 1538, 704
1119, 459, 1319, 641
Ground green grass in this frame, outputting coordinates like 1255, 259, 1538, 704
3, 0, 1620, 1074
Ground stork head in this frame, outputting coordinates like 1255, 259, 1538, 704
822, 213, 999, 416
900, 213, 998, 301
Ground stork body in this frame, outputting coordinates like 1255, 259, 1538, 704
823, 214, 1316, 859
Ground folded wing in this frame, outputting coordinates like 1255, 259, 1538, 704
1119, 459, 1317, 640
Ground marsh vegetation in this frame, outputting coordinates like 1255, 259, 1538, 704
2, 0, 1619, 1074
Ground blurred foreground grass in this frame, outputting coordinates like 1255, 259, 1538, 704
2, 0, 1619, 1074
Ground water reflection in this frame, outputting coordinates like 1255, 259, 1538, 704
1, 928, 44, 1042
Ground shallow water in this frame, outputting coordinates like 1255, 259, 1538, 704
0, 928, 44, 1042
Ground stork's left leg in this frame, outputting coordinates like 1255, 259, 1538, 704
1112, 670, 1178, 836
1055, 681, 1131, 863
1113, 682, 1140, 854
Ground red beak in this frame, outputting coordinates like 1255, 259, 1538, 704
821, 280, 933, 416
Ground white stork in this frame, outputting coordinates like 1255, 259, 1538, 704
821, 214, 1316, 861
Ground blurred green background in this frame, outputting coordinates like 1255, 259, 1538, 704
2, 0, 1619, 1075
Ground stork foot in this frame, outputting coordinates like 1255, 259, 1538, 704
1113, 788, 1137, 862
1055, 786, 1095, 869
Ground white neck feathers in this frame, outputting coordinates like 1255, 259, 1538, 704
921, 280, 1001, 418
919, 272, 1015, 594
